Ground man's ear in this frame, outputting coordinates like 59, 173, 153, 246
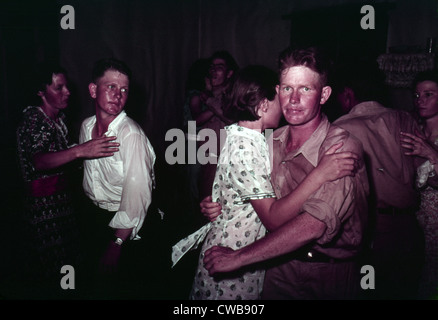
320, 86, 332, 105
88, 83, 97, 98
226, 70, 234, 79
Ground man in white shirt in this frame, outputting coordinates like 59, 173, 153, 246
79, 58, 156, 294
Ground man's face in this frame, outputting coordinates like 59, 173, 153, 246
415, 80, 438, 120
89, 69, 129, 118
41, 73, 70, 111
276, 66, 331, 127
209, 58, 232, 88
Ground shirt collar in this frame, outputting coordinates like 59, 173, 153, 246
274, 114, 330, 167
84, 110, 127, 136
107, 110, 127, 134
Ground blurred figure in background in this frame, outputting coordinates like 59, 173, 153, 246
401, 70, 438, 299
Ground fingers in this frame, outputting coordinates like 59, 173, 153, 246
203, 246, 231, 275
203, 210, 221, 222
325, 142, 344, 155
201, 195, 213, 203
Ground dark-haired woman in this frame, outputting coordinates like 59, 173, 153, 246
401, 70, 438, 299
16, 64, 119, 295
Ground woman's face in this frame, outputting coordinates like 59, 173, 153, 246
263, 94, 283, 129
414, 80, 438, 120
41, 73, 70, 111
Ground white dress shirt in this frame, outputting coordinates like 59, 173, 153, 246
79, 110, 156, 240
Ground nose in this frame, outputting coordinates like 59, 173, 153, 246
415, 94, 424, 106
289, 90, 299, 104
114, 89, 122, 99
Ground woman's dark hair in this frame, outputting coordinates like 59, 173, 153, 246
91, 57, 132, 83
413, 70, 438, 88
33, 62, 68, 93
185, 58, 210, 92
26, 62, 68, 105
223, 65, 278, 122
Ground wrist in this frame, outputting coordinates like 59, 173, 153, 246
113, 236, 124, 246
72, 144, 82, 159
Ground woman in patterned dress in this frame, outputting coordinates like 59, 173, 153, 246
16, 63, 120, 295
172, 65, 359, 300
401, 70, 438, 299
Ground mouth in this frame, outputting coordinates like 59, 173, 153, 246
284, 108, 303, 114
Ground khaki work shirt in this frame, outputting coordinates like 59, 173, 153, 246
333, 101, 420, 209
271, 115, 369, 259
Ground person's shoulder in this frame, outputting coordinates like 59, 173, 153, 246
22, 106, 40, 118
18, 106, 45, 129
119, 115, 148, 137
326, 123, 363, 152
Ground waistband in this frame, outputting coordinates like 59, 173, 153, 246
27, 174, 67, 198
293, 248, 357, 264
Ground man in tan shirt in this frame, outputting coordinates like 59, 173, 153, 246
333, 62, 423, 299
203, 46, 370, 299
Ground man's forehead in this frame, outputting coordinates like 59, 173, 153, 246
280, 65, 321, 82
211, 58, 227, 66
97, 69, 129, 84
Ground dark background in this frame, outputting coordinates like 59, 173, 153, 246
1, 0, 437, 300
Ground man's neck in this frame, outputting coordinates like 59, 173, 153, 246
286, 116, 322, 152
93, 111, 118, 138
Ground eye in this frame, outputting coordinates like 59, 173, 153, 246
303, 87, 310, 92
282, 86, 291, 92
121, 88, 128, 93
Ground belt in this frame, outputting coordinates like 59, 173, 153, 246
293, 249, 356, 264
27, 174, 67, 197
376, 206, 416, 216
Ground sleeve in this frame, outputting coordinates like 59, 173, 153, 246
227, 137, 276, 205
25, 113, 54, 155
302, 135, 367, 245
108, 131, 156, 239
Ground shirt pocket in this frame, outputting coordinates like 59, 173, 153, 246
100, 158, 124, 186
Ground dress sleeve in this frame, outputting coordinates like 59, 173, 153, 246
226, 137, 276, 205
25, 114, 54, 155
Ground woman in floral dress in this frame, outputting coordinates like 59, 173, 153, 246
172, 65, 359, 300
401, 70, 438, 299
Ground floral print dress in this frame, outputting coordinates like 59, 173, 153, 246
415, 136, 438, 299
172, 124, 276, 300
16, 106, 80, 280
